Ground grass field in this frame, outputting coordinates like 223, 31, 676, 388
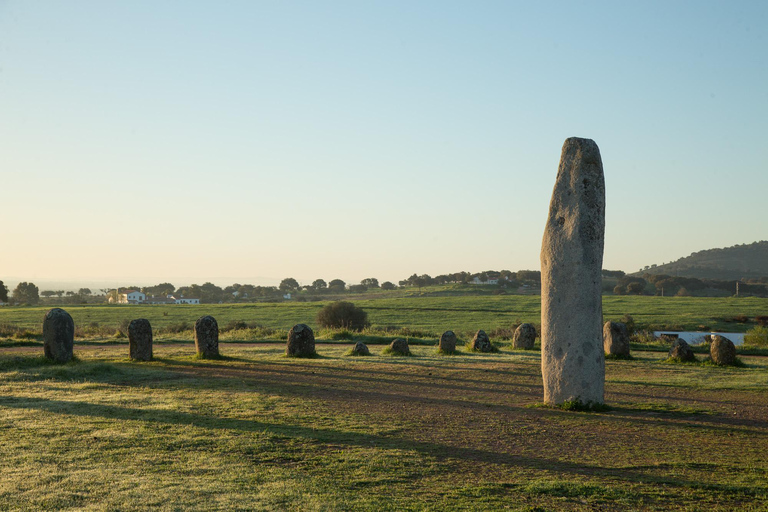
1, 343, 767, 510
1, 295, 766, 344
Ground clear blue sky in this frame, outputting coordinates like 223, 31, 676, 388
1, 0, 766, 287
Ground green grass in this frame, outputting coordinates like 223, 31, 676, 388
2, 295, 767, 344
1, 344, 767, 509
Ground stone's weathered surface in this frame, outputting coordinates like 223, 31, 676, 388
439, 331, 457, 353
128, 319, 153, 361
603, 321, 630, 357
43, 308, 74, 363
351, 341, 370, 356
286, 324, 316, 357
470, 330, 492, 352
513, 323, 537, 350
389, 338, 410, 355
541, 137, 606, 406
194, 315, 219, 358
669, 339, 696, 362
710, 335, 737, 366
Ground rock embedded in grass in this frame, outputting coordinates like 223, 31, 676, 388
128, 318, 153, 361
286, 324, 316, 357
603, 321, 630, 357
540, 137, 606, 406
668, 338, 696, 362
710, 335, 737, 366
512, 323, 536, 350
439, 331, 457, 353
351, 341, 370, 356
195, 315, 219, 358
470, 330, 492, 352
43, 308, 74, 363
389, 338, 410, 355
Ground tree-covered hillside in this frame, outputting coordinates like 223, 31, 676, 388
638, 241, 768, 280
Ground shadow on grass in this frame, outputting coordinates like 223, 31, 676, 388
0, 394, 763, 500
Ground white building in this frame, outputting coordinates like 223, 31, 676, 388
471, 277, 499, 285
118, 290, 146, 304
173, 297, 200, 304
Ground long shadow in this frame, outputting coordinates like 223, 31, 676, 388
0, 395, 763, 497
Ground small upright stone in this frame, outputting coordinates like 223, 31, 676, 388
470, 330, 492, 352
603, 321, 630, 357
669, 338, 696, 362
43, 308, 74, 363
438, 331, 457, 353
128, 319, 153, 361
541, 137, 606, 406
710, 335, 737, 366
389, 338, 410, 355
286, 324, 316, 357
194, 315, 219, 358
351, 341, 370, 356
512, 323, 537, 350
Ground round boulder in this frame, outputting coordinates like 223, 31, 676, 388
603, 321, 630, 357
512, 323, 537, 350
194, 315, 219, 358
389, 338, 410, 355
668, 338, 695, 362
710, 335, 737, 366
128, 319, 153, 361
438, 331, 457, 353
43, 308, 74, 363
351, 341, 370, 356
470, 330, 492, 352
286, 324, 316, 357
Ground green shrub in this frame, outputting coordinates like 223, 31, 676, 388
316, 301, 370, 331
744, 326, 768, 347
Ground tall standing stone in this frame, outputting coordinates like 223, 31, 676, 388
603, 321, 630, 357
438, 331, 457, 353
286, 323, 316, 357
128, 319, 153, 361
43, 308, 74, 363
710, 335, 737, 366
512, 323, 537, 350
541, 137, 606, 406
194, 315, 219, 358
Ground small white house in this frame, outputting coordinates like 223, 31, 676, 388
471, 277, 499, 285
118, 290, 146, 304
174, 297, 200, 304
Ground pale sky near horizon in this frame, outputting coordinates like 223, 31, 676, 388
1, 0, 766, 288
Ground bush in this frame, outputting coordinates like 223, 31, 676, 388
744, 326, 768, 347
316, 301, 370, 331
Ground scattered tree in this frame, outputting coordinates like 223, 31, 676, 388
78, 288, 92, 296
381, 281, 396, 290
328, 279, 346, 292
41, 290, 56, 298
279, 278, 300, 293
311, 279, 327, 291
13, 282, 39, 304
360, 278, 379, 288
0, 281, 7, 302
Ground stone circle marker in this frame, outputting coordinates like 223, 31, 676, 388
541, 137, 606, 406
43, 308, 74, 363
286, 323, 316, 357
439, 331, 457, 353
470, 330, 492, 352
512, 323, 536, 350
351, 341, 370, 356
194, 315, 219, 358
603, 321, 630, 357
389, 338, 410, 355
669, 338, 696, 362
128, 319, 153, 361
710, 335, 736, 365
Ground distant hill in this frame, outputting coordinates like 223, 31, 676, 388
637, 241, 768, 281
